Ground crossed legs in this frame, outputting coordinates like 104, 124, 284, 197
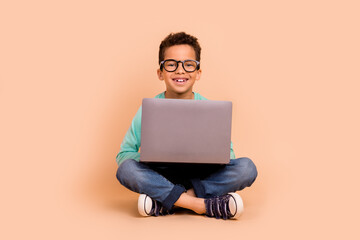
116, 158, 258, 214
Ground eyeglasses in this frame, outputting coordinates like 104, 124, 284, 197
160, 59, 200, 73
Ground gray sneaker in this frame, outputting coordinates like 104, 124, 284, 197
204, 192, 244, 219
138, 194, 173, 217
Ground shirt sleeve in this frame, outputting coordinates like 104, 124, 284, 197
230, 141, 236, 159
116, 106, 142, 166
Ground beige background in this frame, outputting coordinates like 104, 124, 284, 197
1, 0, 359, 239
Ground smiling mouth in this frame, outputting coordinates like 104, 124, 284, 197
173, 78, 188, 84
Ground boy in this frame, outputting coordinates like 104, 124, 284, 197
116, 32, 257, 220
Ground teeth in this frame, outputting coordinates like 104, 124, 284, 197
175, 79, 186, 82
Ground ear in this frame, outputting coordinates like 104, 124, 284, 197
195, 69, 202, 81
157, 69, 164, 81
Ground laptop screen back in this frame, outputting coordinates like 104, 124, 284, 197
140, 98, 232, 164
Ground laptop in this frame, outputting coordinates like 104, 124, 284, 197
140, 98, 232, 164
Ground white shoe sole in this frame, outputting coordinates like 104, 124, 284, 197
138, 194, 153, 217
228, 192, 244, 219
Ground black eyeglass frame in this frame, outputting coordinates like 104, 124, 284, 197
160, 59, 200, 72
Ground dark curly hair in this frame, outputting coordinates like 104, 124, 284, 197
158, 32, 201, 65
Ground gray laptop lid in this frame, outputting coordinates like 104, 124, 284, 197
140, 98, 232, 164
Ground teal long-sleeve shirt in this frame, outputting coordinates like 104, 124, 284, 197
116, 91, 236, 166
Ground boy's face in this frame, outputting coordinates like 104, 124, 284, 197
157, 44, 201, 99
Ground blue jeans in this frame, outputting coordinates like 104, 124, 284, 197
116, 158, 258, 210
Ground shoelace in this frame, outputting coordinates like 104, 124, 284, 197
149, 199, 173, 216
205, 195, 232, 220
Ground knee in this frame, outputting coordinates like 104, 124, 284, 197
233, 157, 258, 187
245, 158, 258, 185
116, 159, 138, 184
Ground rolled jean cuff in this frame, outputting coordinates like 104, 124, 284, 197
162, 184, 186, 210
191, 178, 206, 198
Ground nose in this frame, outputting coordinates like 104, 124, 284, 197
175, 62, 185, 74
